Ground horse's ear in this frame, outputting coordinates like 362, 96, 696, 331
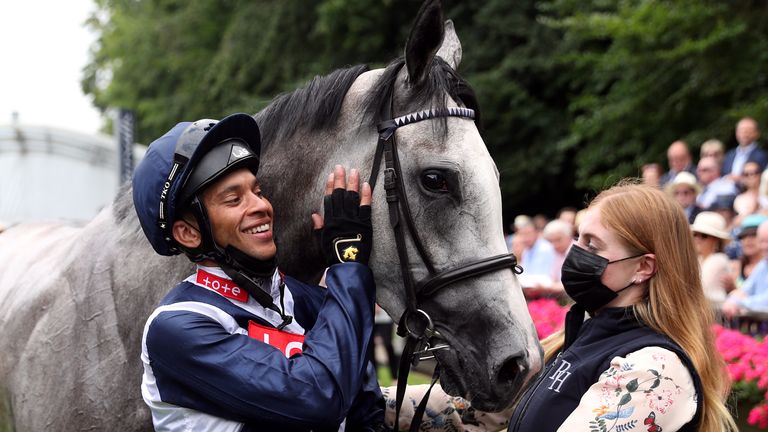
404, 0, 445, 85
436, 20, 462, 70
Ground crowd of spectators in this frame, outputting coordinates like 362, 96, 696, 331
507, 116, 768, 318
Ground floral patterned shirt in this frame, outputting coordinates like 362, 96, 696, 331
381, 347, 696, 432
557, 346, 696, 432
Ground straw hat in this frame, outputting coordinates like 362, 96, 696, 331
665, 171, 702, 195
690, 211, 730, 242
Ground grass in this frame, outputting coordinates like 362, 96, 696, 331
377, 366, 434, 387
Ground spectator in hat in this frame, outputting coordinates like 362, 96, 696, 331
660, 140, 696, 187
726, 214, 768, 294
666, 171, 703, 223
722, 219, 768, 317
691, 212, 733, 302
696, 157, 737, 209
722, 117, 768, 180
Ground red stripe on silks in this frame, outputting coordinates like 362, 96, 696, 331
248, 320, 305, 358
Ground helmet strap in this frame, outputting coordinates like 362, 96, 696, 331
180, 195, 289, 328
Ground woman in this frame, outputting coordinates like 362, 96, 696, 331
733, 161, 762, 222
691, 212, 733, 302
726, 214, 768, 292
508, 182, 736, 432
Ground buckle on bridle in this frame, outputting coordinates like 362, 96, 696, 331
400, 309, 450, 365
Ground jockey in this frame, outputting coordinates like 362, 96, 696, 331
132, 113, 382, 431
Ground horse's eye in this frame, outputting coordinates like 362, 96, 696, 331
421, 170, 449, 192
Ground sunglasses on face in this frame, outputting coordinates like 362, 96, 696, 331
693, 232, 713, 240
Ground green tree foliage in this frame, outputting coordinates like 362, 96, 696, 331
83, 0, 768, 223
550, 0, 768, 192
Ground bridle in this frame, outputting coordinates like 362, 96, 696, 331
367, 69, 523, 431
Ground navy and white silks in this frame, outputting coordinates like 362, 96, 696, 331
141, 263, 384, 431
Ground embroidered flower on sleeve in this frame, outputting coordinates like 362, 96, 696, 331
600, 373, 627, 403
592, 405, 611, 417
646, 389, 674, 414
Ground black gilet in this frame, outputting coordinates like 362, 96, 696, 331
508, 307, 703, 432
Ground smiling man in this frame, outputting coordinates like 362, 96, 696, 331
131, 113, 383, 431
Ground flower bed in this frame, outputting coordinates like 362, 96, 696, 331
713, 325, 768, 430
526, 298, 569, 340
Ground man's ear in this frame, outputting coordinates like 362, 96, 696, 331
172, 219, 202, 249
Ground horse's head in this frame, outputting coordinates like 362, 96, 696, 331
254, 0, 542, 412
342, 1, 542, 411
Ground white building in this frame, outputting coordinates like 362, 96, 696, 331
0, 123, 144, 226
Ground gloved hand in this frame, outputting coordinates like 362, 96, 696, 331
319, 187, 373, 266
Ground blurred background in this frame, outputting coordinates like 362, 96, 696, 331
8, 0, 768, 228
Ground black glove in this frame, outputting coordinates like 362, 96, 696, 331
319, 188, 372, 266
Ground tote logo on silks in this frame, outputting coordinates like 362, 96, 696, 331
248, 321, 305, 358
196, 269, 248, 303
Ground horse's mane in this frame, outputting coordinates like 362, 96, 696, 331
255, 57, 482, 148
255, 65, 370, 147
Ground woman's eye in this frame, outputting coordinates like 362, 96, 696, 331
421, 171, 449, 192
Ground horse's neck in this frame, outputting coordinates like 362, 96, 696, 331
258, 124, 375, 283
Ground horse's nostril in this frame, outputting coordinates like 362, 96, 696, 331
496, 355, 524, 386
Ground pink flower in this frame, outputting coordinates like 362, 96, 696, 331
526, 299, 569, 339
748, 403, 768, 429
647, 389, 675, 414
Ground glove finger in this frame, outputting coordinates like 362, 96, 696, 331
331, 188, 346, 216
359, 205, 372, 222
343, 190, 361, 216
323, 194, 333, 217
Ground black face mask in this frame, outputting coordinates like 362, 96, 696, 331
561, 244, 644, 313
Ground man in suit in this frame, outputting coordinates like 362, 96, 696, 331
722, 117, 768, 180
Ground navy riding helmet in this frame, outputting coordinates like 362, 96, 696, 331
132, 113, 261, 258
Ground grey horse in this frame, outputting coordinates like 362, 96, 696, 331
0, 2, 542, 430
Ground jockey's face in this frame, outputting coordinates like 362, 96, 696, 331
201, 167, 277, 261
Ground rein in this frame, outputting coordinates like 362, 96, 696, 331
367, 71, 523, 431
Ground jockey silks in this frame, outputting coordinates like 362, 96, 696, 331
141, 263, 383, 432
